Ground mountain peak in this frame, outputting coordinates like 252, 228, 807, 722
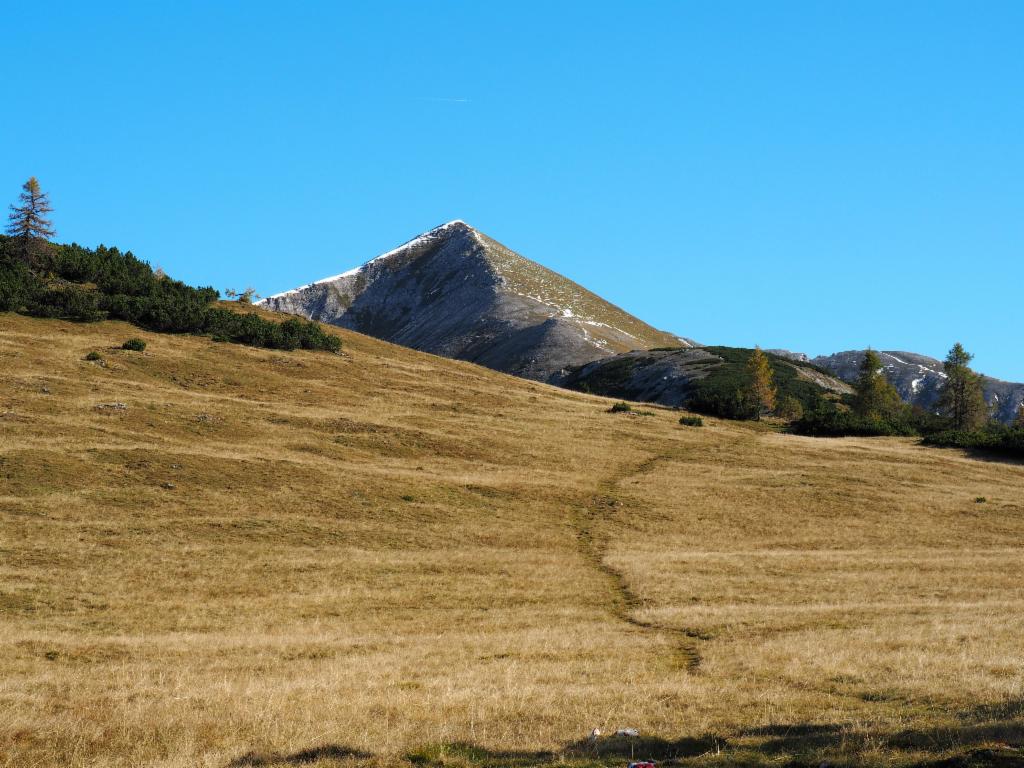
263, 221, 477, 300
420, 219, 475, 238
260, 224, 682, 381
436, 219, 471, 230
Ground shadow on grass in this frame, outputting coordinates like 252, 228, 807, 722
405, 735, 723, 766
224, 702, 1024, 767
744, 702, 1024, 767
227, 744, 373, 766
922, 442, 1024, 467
742, 722, 844, 754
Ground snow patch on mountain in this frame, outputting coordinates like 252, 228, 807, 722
265, 221, 469, 300
813, 349, 1024, 424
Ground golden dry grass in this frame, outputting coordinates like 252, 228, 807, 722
1, 311, 1023, 768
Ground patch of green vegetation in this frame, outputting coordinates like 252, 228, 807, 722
84, 351, 103, 362
923, 425, 1024, 458
121, 338, 147, 351
579, 356, 643, 398
0, 236, 340, 353
687, 347, 826, 420
679, 415, 704, 427
607, 401, 656, 416
791, 401, 923, 437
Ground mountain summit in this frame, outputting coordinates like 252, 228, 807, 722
261, 221, 687, 381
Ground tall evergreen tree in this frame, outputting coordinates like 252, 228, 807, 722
745, 346, 777, 419
852, 349, 903, 419
936, 343, 988, 431
1015, 403, 1024, 430
7, 177, 55, 265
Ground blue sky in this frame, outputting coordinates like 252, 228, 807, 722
3, 1, 1022, 379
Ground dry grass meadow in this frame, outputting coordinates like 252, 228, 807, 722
2, 310, 1023, 768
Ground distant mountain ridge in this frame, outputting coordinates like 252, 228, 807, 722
812, 350, 1024, 424
262, 222, 1022, 422
261, 221, 688, 381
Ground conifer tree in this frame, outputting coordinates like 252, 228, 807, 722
776, 394, 804, 421
7, 177, 55, 265
1015, 403, 1024, 430
936, 343, 988, 431
852, 349, 902, 419
745, 346, 777, 419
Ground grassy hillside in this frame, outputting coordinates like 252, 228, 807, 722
2, 311, 1023, 768
476, 230, 681, 351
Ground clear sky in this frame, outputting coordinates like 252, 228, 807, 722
3, 2, 1022, 379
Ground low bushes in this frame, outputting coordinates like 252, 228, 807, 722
791, 406, 918, 437
121, 338, 147, 351
686, 346, 828, 421
203, 309, 341, 352
923, 425, 1024, 457
0, 236, 340, 353
791, 399, 1024, 459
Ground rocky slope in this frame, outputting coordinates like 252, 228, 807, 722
260, 221, 687, 382
812, 350, 1024, 424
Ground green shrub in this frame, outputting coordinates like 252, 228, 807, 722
84, 351, 103, 361
686, 347, 826, 421
122, 338, 147, 351
687, 387, 757, 420
609, 401, 632, 413
29, 284, 104, 322
923, 425, 1024, 458
679, 415, 704, 427
201, 309, 341, 352
0, 235, 341, 354
565, 356, 642, 400
776, 394, 804, 421
790, 396, 924, 437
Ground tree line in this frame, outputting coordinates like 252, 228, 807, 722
789, 345, 1022, 456
2, 178, 340, 352
690, 339, 1021, 457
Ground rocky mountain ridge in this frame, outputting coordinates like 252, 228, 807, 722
261, 221, 687, 382
812, 350, 1024, 424
263, 222, 1022, 422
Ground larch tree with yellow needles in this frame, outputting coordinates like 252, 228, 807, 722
745, 346, 777, 419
